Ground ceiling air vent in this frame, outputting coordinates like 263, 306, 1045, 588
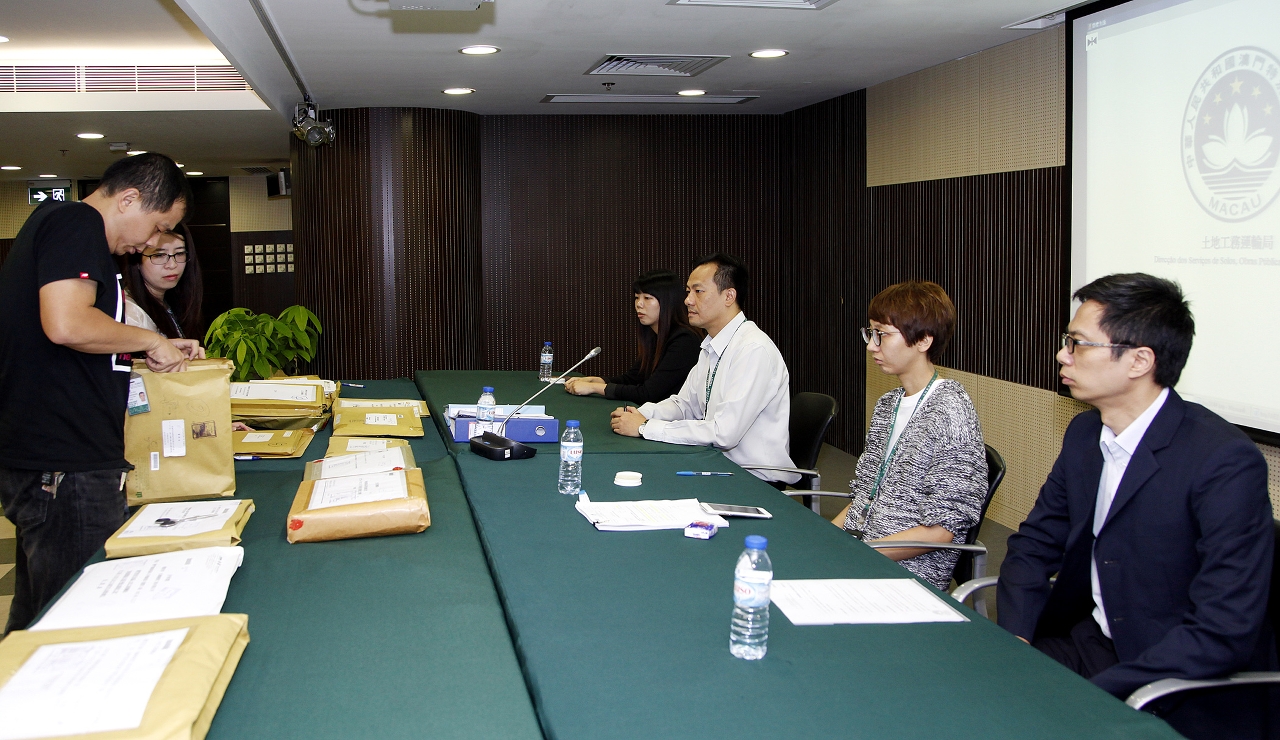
542, 93, 756, 104
0, 65, 250, 93
667, 0, 841, 8
585, 55, 728, 77
240, 166, 275, 175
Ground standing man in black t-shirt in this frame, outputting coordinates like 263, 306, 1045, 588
0, 153, 203, 633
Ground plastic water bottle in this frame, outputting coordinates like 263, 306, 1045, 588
477, 386, 496, 423
539, 341, 554, 382
730, 535, 772, 660
558, 420, 583, 495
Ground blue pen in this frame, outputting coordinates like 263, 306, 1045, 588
677, 471, 733, 477
342, 382, 365, 388
234, 455, 263, 461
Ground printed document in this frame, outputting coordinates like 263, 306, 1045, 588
343, 438, 387, 452
117, 500, 243, 539
309, 470, 409, 510
0, 628, 188, 740
769, 579, 967, 625
231, 382, 317, 402
574, 498, 729, 531
317, 448, 407, 478
31, 548, 244, 631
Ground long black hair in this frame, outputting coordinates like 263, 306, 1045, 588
634, 269, 696, 376
120, 222, 204, 339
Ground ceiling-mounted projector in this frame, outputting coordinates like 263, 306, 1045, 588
391, 0, 493, 9
292, 100, 335, 147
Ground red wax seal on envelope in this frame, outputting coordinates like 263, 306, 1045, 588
289, 518, 304, 531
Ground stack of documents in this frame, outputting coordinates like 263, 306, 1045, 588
303, 446, 417, 480
769, 579, 967, 625
333, 408, 425, 438
0, 614, 249, 740
325, 436, 410, 457
231, 377, 334, 431
232, 428, 314, 458
574, 497, 729, 531
32, 547, 244, 631
337, 397, 429, 417
106, 500, 255, 559
287, 468, 431, 543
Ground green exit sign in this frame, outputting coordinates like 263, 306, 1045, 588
29, 186, 69, 205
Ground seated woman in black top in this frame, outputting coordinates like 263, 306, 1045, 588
565, 269, 702, 405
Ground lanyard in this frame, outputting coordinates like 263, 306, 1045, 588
703, 320, 744, 407
851, 370, 938, 538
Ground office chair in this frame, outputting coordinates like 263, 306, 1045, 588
951, 519, 1280, 714
739, 392, 838, 512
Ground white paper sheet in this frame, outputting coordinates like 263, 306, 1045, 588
0, 628, 189, 740
250, 377, 335, 394
317, 448, 407, 478
117, 501, 243, 539
308, 470, 409, 510
31, 548, 244, 632
230, 382, 317, 402
344, 438, 387, 452
240, 432, 274, 443
363, 413, 398, 426
338, 398, 426, 415
769, 579, 967, 625
161, 419, 186, 458
574, 498, 729, 531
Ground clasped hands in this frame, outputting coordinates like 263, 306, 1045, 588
565, 376, 606, 396
610, 406, 647, 437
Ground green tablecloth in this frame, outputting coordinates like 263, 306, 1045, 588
234, 378, 444, 473
452, 449, 1179, 740
415, 370, 709, 455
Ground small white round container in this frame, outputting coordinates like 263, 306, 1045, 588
613, 471, 643, 487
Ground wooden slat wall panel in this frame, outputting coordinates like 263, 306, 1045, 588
480, 114, 787, 380
291, 107, 483, 380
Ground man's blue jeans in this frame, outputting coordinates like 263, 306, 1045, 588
1, 466, 130, 634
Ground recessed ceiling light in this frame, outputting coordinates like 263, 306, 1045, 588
678, 89, 706, 96
127, 150, 146, 156
39, 174, 58, 178
460, 45, 499, 55
175, 163, 185, 168
77, 133, 104, 139
0, 37, 9, 44
186, 171, 204, 176
750, 49, 788, 58
443, 87, 475, 95
1, 166, 20, 171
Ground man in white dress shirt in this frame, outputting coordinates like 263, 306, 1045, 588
610, 254, 798, 485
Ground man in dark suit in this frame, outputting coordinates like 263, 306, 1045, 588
998, 273, 1274, 739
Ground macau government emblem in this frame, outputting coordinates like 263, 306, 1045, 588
1182, 47, 1280, 222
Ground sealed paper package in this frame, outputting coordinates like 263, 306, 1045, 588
105, 499, 255, 559
0, 614, 249, 740
125, 359, 236, 505
230, 379, 331, 431
303, 446, 417, 481
324, 436, 410, 457
286, 468, 430, 543
335, 397, 429, 417
232, 428, 314, 458
332, 408, 425, 438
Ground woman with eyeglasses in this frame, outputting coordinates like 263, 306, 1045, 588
832, 281, 987, 591
565, 269, 702, 405
121, 224, 205, 343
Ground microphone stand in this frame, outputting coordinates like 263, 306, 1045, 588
498, 347, 601, 435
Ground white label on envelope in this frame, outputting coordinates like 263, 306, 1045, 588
161, 419, 186, 457
230, 383, 317, 402
308, 470, 408, 510
364, 413, 398, 426
346, 438, 388, 452
240, 432, 274, 443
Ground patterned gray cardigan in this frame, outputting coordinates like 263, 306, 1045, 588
842, 379, 988, 590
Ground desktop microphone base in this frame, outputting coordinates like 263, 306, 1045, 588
470, 431, 537, 461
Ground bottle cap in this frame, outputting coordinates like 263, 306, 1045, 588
544, 341, 552, 346
566, 420, 580, 428
744, 535, 767, 550
482, 386, 494, 393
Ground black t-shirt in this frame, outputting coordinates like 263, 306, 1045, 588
0, 201, 132, 471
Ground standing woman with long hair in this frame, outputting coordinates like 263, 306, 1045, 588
121, 223, 205, 342
566, 269, 702, 405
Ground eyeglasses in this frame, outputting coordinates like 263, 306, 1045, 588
860, 327, 901, 347
144, 251, 188, 265
1060, 333, 1135, 354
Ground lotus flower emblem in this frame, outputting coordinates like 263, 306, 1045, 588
1201, 104, 1273, 170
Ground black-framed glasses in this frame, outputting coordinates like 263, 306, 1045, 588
144, 251, 188, 265
860, 327, 901, 347
1060, 333, 1135, 354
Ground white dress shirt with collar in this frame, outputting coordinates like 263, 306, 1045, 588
1091, 386, 1170, 637
637, 312, 798, 483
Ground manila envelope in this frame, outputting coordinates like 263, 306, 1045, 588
324, 436, 410, 457
332, 409, 424, 438
302, 446, 417, 481
286, 468, 430, 543
232, 428, 314, 458
105, 499, 255, 559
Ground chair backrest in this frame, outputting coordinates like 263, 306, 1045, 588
789, 392, 838, 471
951, 444, 1007, 585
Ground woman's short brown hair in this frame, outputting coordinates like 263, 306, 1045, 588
867, 281, 956, 364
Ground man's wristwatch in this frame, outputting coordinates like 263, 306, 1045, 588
637, 420, 648, 437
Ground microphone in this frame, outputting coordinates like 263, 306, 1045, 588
468, 347, 602, 461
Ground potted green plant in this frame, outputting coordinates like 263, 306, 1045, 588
203, 305, 323, 382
